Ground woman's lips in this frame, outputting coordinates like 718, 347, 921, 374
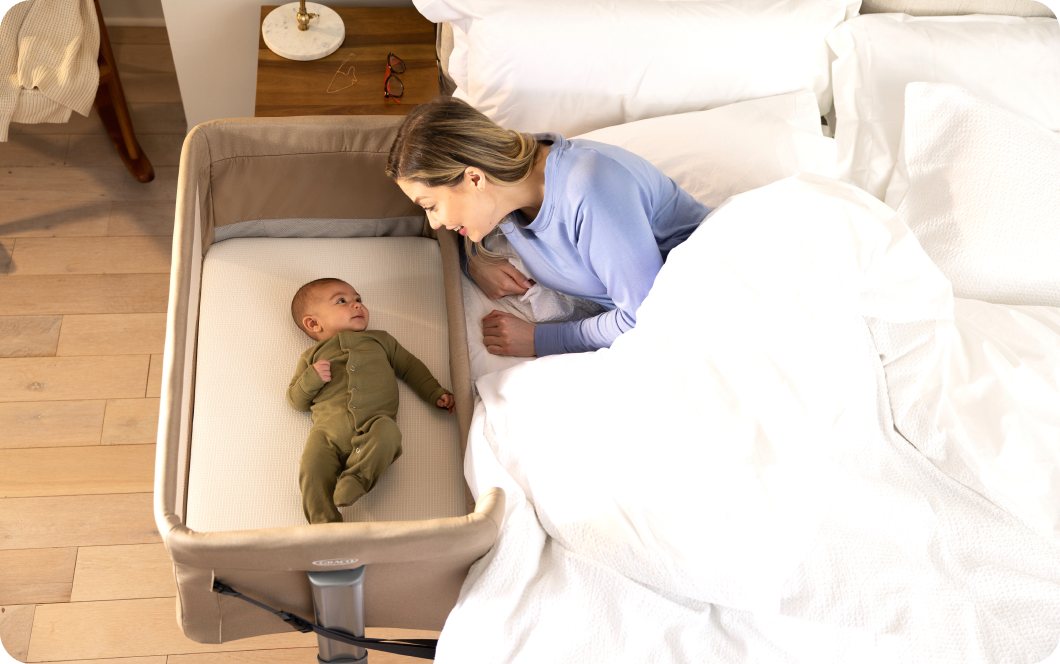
459, 227, 468, 236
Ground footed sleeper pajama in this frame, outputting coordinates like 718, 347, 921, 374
287, 330, 450, 524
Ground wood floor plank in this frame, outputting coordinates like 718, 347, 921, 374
0, 355, 149, 402
146, 354, 163, 398
0, 445, 155, 498
27, 598, 315, 661
0, 316, 61, 358
108, 200, 176, 236
110, 26, 170, 45
0, 274, 170, 316
0, 604, 34, 662
70, 543, 175, 602
102, 398, 160, 446
129, 103, 187, 135
0, 548, 76, 604
56, 314, 167, 356
0, 400, 105, 449
0, 167, 178, 202
164, 629, 440, 664
68, 134, 184, 170
0, 167, 132, 200
166, 649, 320, 664
65, 134, 127, 168
112, 43, 176, 74
31, 653, 165, 657
0, 134, 69, 167
10, 107, 106, 135
1, 239, 11, 274
136, 135, 185, 169
0, 493, 159, 551
0, 200, 111, 238
122, 73, 183, 104
8, 237, 171, 276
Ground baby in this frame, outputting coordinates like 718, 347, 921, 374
287, 277, 455, 524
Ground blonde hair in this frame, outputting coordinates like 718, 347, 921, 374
386, 97, 541, 260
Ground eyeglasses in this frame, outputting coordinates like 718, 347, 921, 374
384, 53, 405, 103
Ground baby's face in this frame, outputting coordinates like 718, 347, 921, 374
303, 283, 369, 340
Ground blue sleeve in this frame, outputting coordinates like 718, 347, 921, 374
533, 160, 665, 355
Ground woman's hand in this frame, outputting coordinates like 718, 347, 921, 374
482, 311, 536, 357
468, 255, 533, 300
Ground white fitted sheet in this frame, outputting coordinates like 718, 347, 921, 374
185, 237, 465, 532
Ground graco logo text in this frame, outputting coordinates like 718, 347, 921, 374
312, 558, 359, 566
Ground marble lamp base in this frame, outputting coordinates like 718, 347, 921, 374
262, 2, 345, 61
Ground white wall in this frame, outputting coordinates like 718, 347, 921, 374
99, 0, 166, 26
161, 0, 416, 132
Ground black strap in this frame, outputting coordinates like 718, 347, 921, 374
212, 580, 438, 660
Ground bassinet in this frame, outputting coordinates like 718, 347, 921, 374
154, 114, 504, 649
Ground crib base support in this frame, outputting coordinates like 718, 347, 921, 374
309, 567, 368, 664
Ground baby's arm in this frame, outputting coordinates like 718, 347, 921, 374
286, 354, 329, 411
385, 335, 453, 412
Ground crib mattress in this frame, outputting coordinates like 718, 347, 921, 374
185, 236, 466, 532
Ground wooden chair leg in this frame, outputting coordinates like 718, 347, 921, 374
93, 0, 155, 183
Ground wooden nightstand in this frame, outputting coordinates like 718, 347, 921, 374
255, 6, 438, 117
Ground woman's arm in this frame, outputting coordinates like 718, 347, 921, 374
458, 235, 533, 299
467, 253, 534, 300
534, 307, 637, 355
533, 157, 676, 355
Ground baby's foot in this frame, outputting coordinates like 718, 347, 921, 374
334, 477, 367, 507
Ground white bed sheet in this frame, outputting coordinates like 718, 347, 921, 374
440, 175, 1060, 663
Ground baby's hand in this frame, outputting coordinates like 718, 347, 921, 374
436, 393, 455, 414
312, 359, 331, 382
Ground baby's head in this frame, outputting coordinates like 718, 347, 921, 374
292, 278, 370, 342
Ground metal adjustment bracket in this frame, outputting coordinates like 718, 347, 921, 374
308, 566, 368, 664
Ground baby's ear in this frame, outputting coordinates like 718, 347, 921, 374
302, 315, 322, 334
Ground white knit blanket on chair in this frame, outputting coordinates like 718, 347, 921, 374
0, 0, 100, 141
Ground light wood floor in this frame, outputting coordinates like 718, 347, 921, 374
0, 27, 435, 664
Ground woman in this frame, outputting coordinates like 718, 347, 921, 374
386, 97, 711, 358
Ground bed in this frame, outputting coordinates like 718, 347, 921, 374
156, 0, 1060, 661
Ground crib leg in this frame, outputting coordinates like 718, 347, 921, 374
308, 567, 368, 664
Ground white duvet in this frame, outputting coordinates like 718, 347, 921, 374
438, 174, 1060, 663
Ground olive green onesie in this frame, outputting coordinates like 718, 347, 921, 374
287, 329, 451, 524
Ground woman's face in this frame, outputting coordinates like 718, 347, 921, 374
397, 169, 504, 242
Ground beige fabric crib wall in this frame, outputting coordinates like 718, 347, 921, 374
155, 114, 503, 644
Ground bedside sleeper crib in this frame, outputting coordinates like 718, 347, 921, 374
154, 115, 504, 654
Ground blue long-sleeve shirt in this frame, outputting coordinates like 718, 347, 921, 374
495, 133, 711, 356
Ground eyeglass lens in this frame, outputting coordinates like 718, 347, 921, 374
385, 53, 405, 99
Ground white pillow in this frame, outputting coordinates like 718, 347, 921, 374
827, 13, 1060, 201
886, 82, 1060, 307
415, 0, 855, 137
574, 89, 837, 209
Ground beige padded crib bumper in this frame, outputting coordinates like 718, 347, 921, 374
156, 115, 503, 644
